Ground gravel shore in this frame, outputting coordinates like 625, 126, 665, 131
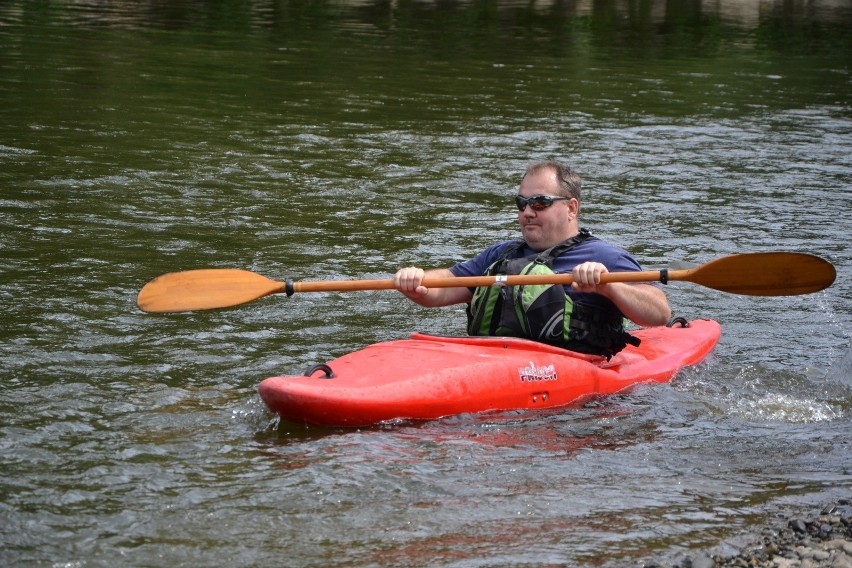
648, 500, 852, 568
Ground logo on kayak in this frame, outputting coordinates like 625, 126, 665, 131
518, 361, 557, 382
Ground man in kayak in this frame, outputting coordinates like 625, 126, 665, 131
393, 160, 672, 357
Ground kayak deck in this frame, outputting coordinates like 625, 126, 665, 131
259, 319, 721, 427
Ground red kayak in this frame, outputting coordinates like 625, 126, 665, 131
259, 318, 721, 427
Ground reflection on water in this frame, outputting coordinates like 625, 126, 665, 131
3, 0, 851, 29
0, 0, 850, 566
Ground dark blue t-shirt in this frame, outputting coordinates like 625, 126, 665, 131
449, 236, 643, 313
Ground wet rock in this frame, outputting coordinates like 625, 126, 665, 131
659, 503, 852, 568
688, 552, 715, 568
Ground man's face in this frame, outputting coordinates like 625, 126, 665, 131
517, 168, 576, 250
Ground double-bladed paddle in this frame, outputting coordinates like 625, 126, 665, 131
136, 252, 836, 313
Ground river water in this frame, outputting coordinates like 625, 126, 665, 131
1, 1, 850, 566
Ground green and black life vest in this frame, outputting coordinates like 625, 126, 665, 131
465, 229, 640, 358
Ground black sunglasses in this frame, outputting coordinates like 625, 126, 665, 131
515, 194, 570, 211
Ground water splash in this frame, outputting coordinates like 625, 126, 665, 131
729, 392, 841, 423
827, 345, 852, 388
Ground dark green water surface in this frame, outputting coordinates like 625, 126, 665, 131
1, 1, 851, 566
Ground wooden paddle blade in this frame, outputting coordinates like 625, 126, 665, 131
677, 252, 836, 296
137, 269, 286, 313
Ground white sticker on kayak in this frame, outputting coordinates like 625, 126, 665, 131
518, 361, 557, 382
